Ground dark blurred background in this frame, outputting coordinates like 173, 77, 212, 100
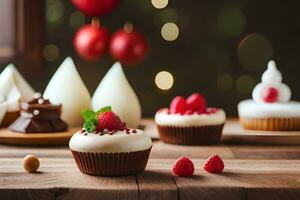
0, 0, 299, 117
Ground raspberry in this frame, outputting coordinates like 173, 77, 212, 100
186, 93, 206, 113
172, 157, 194, 177
184, 109, 194, 115
96, 111, 126, 132
170, 96, 187, 114
263, 87, 278, 103
203, 155, 224, 173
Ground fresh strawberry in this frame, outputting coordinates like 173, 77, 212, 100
170, 96, 187, 114
186, 93, 206, 113
203, 155, 224, 173
173, 157, 195, 177
96, 111, 126, 132
263, 87, 278, 103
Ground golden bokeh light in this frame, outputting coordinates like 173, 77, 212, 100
236, 75, 256, 95
151, 0, 168, 9
217, 73, 233, 91
161, 23, 179, 41
155, 71, 174, 90
69, 11, 85, 29
43, 44, 59, 61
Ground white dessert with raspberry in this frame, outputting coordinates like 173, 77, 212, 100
154, 93, 226, 145
69, 106, 152, 176
43, 57, 91, 126
238, 60, 300, 131
91, 62, 141, 128
0, 64, 35, 126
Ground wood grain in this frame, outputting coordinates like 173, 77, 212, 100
0, 127, 79, 146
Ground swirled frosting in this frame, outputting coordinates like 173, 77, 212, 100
252, 60, 291, 103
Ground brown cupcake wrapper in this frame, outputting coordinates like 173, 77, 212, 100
157, 124, 224, 145
239, 117, 300, 131
71, 147, 151, 176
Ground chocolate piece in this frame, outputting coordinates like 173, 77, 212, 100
9, 96, 68, 133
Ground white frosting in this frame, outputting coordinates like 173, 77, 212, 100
92, 62, 141, 128
155, 109, 226, 126
238, 99, 300, 118
252, 60, 291, 103
43, 57, 91, 126
0, 64, 35, 112
69, 129, 152, 153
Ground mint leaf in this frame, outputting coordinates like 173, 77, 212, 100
81, 109, 97, 121
83, 121, 96, 133
96, 106, 112, 115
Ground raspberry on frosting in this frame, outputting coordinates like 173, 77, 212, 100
167, 93, 216, 115
263, 87, 278, 103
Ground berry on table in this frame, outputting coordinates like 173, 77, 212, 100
203, 155, 224, 173
173, 157, 195, 177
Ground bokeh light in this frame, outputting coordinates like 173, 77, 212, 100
46, 0, 64, 28
238, 33, 273, 71
161, 23, 179, 41
217, 73, 234, 91
43, 44, 60, 61
236, 75, 256, 95
155, 71, 174, 90
216, 8, 246, 37
151, 0, 168, 9
69, 11, 85, 29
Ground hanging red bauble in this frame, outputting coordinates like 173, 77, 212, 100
71, 0, 119, 16
74, 18, 109, 60
109, 23, 148, 64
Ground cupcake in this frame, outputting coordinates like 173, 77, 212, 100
155, 93, 226, 145
69, 106, 152, 176
238, 60, 300, 131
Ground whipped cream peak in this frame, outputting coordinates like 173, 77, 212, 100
252, 60, 291, 103
261, 60, 282, 84
91, 62, 141, 128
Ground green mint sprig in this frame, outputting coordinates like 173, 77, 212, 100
81, 106, 112, 133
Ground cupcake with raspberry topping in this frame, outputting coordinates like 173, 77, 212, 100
69, 106, 152, 176
155, 93, 226, 145
238, 60, 300, 131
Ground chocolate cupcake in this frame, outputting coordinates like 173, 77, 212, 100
155, 93, 226, 145
238, 60, 300, 131
69, 106, 152, 176
9, 94, 68, 133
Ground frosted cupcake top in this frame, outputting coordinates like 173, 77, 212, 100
69, 106, 152, 153
155, 93, 226, 126
252, 60, 291, 103
238, 60, 300, 118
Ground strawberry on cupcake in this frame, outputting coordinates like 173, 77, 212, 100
69, 106, 152, 176
155, 93, 226, 145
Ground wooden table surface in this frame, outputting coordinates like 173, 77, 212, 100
0, 121, 300, 200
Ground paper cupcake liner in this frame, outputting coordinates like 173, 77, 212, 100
71, 147, 151, 176
157, 124, 224, 145
239, 117, 300, 131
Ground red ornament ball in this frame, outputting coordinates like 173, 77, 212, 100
71, 0, 119, 16
74, 19, 109, 60
109, 23, 148, 64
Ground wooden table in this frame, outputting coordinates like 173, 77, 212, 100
0, 123, 299, 199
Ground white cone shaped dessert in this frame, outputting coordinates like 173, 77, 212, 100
44, 57, 91, 126
92, 62, 141, 128
0, 64, 35, 126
